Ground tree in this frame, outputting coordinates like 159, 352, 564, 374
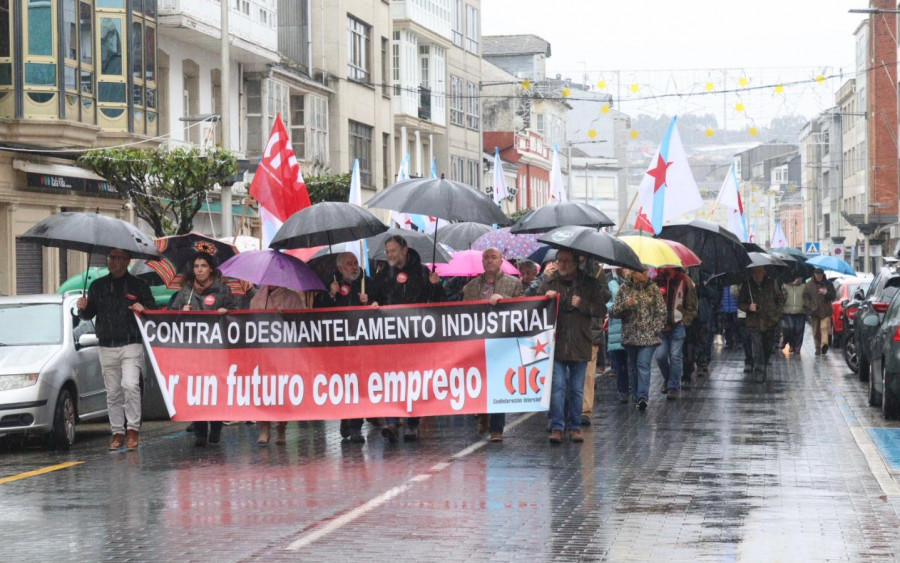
305, 172, 351, 204
79, 147, 238, 237
509, 207, 532, 222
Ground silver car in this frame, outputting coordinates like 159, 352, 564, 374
0, 292, 106, 449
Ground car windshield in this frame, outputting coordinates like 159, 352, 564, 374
0, 303, 62, 346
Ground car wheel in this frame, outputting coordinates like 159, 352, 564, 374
844, 334, 860, 375
884, 362, 900, 420
869, 361, 883, 406
47, 388, 76, 450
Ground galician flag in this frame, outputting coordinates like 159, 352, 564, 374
637, 116, 702, 234
716, 162, 748, 242
771, 220, 789, 249
549, 145, 568, 203
344, 159, 370, 275
249, 114, 311, 247
492, 147, 510, 205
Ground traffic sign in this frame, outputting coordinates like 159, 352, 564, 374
804, 241, 821, 256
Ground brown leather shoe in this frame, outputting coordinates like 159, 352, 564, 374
568, 429, 584, 443
125, 429, 139, 450
109, 433, 125, 450
548, 429, 563, 444
489, 431, 503, 442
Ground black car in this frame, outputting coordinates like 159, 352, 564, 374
854, 266, 900, 383
842, 287, 867, 374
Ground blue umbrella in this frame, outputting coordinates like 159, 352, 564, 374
806, 255, 856, 276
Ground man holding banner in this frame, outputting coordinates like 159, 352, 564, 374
375, 235, 445, 443
463, 247, 524, 442
315, 252, 380, 443
538, 249, 604, 444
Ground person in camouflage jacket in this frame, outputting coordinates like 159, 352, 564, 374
610, 268, 666, 409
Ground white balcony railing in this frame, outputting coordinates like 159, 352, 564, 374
392, 0, 451, 40
159, 0, 278, 53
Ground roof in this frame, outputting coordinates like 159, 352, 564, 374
482, 35, 551, 57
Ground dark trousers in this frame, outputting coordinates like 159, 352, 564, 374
194, 421, 223, 440
737, 318, 752, 364
749, 328, 776, 376
386, 417, 419, 429
782, 314, 806, 350
344, 418, 364, 432
609, 349, 629, 394
719, 312, 738, 348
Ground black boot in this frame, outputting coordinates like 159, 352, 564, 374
208, 422, 223, 444
194, 421, 209, 447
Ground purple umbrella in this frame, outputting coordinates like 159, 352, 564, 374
218, 250, 326, 292
471, 227, 547, 260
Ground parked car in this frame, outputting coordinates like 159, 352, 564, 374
0, 293, 106, 448
842, 287, 867, 374
831, 278, 870, 348
853, 266, 900, 384
866, 289, 900, 418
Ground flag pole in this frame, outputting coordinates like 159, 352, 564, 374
708, 201, 718, 220
616, 191, 640, 236
232, 196, 252, 244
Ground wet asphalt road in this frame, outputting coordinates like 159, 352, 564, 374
3, 337, 900, 561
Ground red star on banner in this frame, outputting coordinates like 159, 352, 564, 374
530, 340, 548, 356
647, 154, 672, 193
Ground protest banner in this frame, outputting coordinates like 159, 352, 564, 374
137, 296, 557, 421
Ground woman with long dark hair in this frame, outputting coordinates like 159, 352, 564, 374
169, 252, 238, 446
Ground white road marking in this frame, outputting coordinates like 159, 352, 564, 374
286, 412, 537, 551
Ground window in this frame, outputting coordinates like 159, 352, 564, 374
347, 16, 371, 82
466, 81, 479, 130
0, 0, 10, 94
450, 156, 464, 183
309, 95, 328, 163
382, 133, 390, 189
450, 75, 463, 126
451, 0, 463, 47
290, 94, 305, 159
536, 113, 544, 135
267, 80, 289, 133
349, 120, 373, 187
245, 78, 262, 153
392, 32, 400, 95
467, 159, 479, 189
465, 5, 478, 53
381, 37, 390, 96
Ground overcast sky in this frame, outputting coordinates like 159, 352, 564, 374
482, 0, 870, 125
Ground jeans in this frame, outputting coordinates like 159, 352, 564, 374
749, 328, 776, 376
609, 349, 629, 394
782, 314, 806, 350
99, 343, 144, 434
549, 360, 587, 431
625, 345, 655, 401
654, 325, 686, 390
489, 413, 505, 433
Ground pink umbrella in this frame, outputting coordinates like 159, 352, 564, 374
430, 250, 520, 277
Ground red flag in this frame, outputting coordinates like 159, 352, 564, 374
635, 207, 654, 233
249, 115, 311, 222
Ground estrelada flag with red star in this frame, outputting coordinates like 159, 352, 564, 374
637, 116, 702, 234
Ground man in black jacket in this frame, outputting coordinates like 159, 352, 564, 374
77, 248, 154, 451
374, 235, 444, 442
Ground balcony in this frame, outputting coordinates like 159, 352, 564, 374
158, 0, 279, 64
418, 86, 432, 121
392, 0, 452, 43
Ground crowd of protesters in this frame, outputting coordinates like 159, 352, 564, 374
77, 234, 840, 451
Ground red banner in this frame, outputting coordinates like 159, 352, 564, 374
137, 297, 558, 421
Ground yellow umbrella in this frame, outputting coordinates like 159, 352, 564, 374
618, 235, 684, 268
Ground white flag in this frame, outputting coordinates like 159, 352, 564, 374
717, 163, 747, 242
637, 117, 702, 233
493, 147, 510, 205
771, 220, 789, 249
549, 146, 568, 203
343, 159, 369, 274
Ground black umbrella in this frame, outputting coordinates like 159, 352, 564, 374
658, 219, 750, 278
367, 177, 510, 226
510, 201, 615, 234
21, 212, 160, 260
742, 242, 766, 253
436, 222, 493, 251
366, 228, 452, 264
269, 202, 387, 251
746, 251, 789, 269
537, 226, 643, 271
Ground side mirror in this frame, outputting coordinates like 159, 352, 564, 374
853, 288, 865, 300
863, 314, 881, 327
76, 334, 99, 350
841, 299, 849, 309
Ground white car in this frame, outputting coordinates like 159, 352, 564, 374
0, 293, 107, 449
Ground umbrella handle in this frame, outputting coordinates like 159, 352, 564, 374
431, 223, 438, 272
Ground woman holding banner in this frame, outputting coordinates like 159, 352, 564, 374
169, 252, 238, 447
